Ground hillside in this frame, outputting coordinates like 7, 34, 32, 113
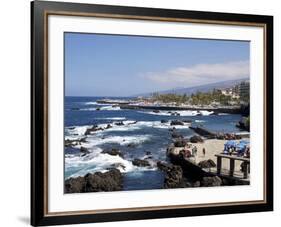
136, 78, 248, 97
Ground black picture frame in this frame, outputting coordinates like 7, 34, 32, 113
31, 0, 273, 226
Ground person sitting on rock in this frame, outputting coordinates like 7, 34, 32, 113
184, 150, 192, 158
180, 147, 192, 159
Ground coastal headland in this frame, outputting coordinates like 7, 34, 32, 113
96, 99, 248, 115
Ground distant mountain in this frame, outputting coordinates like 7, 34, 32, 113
136, 78, 248, 97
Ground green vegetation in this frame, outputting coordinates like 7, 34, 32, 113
151, 92, 189, 104
151, 89, 241, 106
240, 94, 250, 103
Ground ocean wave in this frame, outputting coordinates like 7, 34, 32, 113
65, 123, 139, 139
65, 147, 156, 178
86, 135, 151, 147
78, 108, 98, 111
65, 120, 191, 140
76, 105, 121, 111
95, 117, 126, 120
135, 121, 190, 129
140, 110, 213, 116
100, 106, 120, 111
199, 110, 214, 115
65, 125, 89, 140
195, 120, 206, 123
85, 101, 108, 106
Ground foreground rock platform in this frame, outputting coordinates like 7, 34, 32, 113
65, 169, 123, 193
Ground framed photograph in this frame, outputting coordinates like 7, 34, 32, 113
31, 0, 273, 226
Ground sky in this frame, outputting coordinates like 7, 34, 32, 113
65, 32, 249, 97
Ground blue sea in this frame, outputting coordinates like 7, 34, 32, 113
64, 96, 243, 191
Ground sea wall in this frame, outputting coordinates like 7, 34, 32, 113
119, 104, 243, 114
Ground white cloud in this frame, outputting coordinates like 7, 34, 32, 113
141, 60, 249, 87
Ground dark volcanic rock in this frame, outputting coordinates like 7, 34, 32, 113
80, 146, 90, 154
127, 143, 137, 148
161, 119, 168, 123
127, 121, 138, 125
157, 161, 185, 188
84, 125, 103, 135
174, 138, 189, 147
132, 158, 150, 167
190, 135, 204, 143
65, 137, 87, 147
64, 176, 85, 193
109, 163, 126, 171
105, 124, 112, 129
145, 151, 152, 155
216, 133, 241, 140
153, 110, 160, 113
182, 119, 192, 123
102, 148, 122, 157
200, 176, 222, 187
170, 120, 184, 126
79, 137, 87, 143
144, 156, 153, 160
171, 131, 183, 139
157, 161, 173, 172
115, 121, 124, 126
170, 112, 180, 116
65, 139, 75, 147
198, 159, 216, 168
192, 181, 201, 187
164, 165, 184, 188
65, 169, 123, 193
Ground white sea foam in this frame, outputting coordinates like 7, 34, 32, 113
100, 105, 121, 111
85, 101, 108, 106
65, 125, 90, 140
65, 120, 191, 141
86, 135, 151, 147
105, 125, 141, 132
96, 117, 126, 120
79, 108, 98, 111
199, 110, 214, 115
135, 121, 190, 129
195, 120, 206, 123
140, 110, 213, 116
78, 105, 121, 111
65, 147, 155, 178
179, 110, 201, 116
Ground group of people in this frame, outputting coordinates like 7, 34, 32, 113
180, 143, 206, 159
223, 140, 250, 158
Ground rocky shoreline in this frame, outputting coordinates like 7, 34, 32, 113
65, 119, 249, 193
119, 104, 244, 114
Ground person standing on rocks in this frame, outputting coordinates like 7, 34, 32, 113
192, 146, 198, 156
202, 147, 206, 157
